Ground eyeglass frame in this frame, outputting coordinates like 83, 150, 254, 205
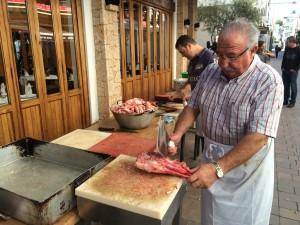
214, 47, 249, 62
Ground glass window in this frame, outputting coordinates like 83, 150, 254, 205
142, 6, 148, 74
133, 3, 140, 76
59, 0, 78, 90
7, 0, 37, 101
37, 0, 60, 95
0, 38, 8, 106
156, 11, 160, 71
124, 0, 132, 77
149, 8, 154, 72
165, 14, 170, 69
161, 13, 165, 70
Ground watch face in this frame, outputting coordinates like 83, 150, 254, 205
217, 170, 224, 178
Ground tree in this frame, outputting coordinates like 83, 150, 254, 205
197, 0, 229, 42
228, 0, 260, 26
198, 0, 261, 41
275, 20, 283, 27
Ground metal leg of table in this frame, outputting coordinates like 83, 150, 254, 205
180, 134, 185, 162
172, 206, 182, 225
194, 135, 200, 160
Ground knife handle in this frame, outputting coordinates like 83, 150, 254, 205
98, 127, 115, 132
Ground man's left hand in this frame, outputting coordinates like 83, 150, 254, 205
187, 163, 218, 189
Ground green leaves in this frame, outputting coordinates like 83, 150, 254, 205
197, 0, 261, 42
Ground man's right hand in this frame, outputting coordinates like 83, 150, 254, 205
168, 132, 182, 155
167, 91, 181, 101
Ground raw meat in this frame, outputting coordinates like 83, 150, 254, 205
111, 98, 157, 114
135, 152, 192, 178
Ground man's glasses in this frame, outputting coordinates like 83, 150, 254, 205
214, 47, 249, 62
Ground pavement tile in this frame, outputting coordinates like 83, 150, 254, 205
280, 207, 300, 222
278, 172, 292, 180
279, 217, 300, 225
279, 198, 297, 211
276, 167, 299, 176
270, 214, 280, 225
272, 205, 280, 216
294, 187, 300, 196
276, 161, 292, 169
279, 192, 300, 204
293, 175, 300, 182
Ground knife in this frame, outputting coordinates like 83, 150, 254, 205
98, 127, 140, 133
157, 116, 170, 157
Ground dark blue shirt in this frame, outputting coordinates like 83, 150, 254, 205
188, 48, 215, 90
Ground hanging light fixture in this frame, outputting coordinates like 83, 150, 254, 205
105, 0, 120, 6
194, 23, 200, 31
184, 19, 190, 29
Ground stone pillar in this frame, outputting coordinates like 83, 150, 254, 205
92, 0, 122, 119
176, 0, 189, 78
175, 0, 198, 79
187, 0, 198, 39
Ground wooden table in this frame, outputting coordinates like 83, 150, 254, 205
0, 108, 183, 225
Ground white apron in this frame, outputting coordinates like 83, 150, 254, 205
201, 136, 274, 225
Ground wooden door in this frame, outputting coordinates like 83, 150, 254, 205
119, 0, 173, 101
0, 0, 90, 145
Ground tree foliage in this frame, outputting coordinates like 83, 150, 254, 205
275, 20, 283, 26
198, 0, 261, 42
197, 0, 229, 42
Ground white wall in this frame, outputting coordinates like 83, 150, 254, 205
82, 0, 99, 123
172, 0, 177, 80
196, 26, 212, 48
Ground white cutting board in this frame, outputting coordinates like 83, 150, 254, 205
75, 154, 183, 219
51, 129, 111, 150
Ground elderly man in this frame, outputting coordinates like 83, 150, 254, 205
169, 18, 283, 225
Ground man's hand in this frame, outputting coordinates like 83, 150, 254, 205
167, 132, 182, 155
167, 91, 181, 101
187, 163, 218, 189
180, 89, 191, 101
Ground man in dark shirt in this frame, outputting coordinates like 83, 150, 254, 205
282, 36, 300, 108
168, 35, 215, 154
169, 35, 215, 101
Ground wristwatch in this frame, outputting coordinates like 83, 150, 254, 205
212, 162, 224, 178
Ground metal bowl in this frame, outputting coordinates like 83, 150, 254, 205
111, 111, 156, 130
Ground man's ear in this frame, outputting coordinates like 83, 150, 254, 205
186, 43, 192, 49
251, 45, 258, 53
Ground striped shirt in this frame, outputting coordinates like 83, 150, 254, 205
188, 55, 283, 145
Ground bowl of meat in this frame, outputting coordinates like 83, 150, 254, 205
111, 98, 158, 130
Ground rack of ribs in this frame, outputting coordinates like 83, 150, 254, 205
135, 152, 192, 178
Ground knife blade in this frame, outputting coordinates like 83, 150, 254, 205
157, 116, 170, 157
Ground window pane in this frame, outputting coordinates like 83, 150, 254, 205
142, 6, 148, 73
37, 0, 60, 95
150, 8, 154, 72
165, 14, 170, 69
0, 38, 8, 106
161, 13, 165, 70
59, 0, 78, 90
7, 0, 37, 101
156, 11, 160, 71
124, 1, 132, 77
133, 3, 140, 76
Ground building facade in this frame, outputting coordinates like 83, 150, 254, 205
0, 0, 198, 145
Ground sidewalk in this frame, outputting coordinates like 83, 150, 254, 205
269, 51, 300, 225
